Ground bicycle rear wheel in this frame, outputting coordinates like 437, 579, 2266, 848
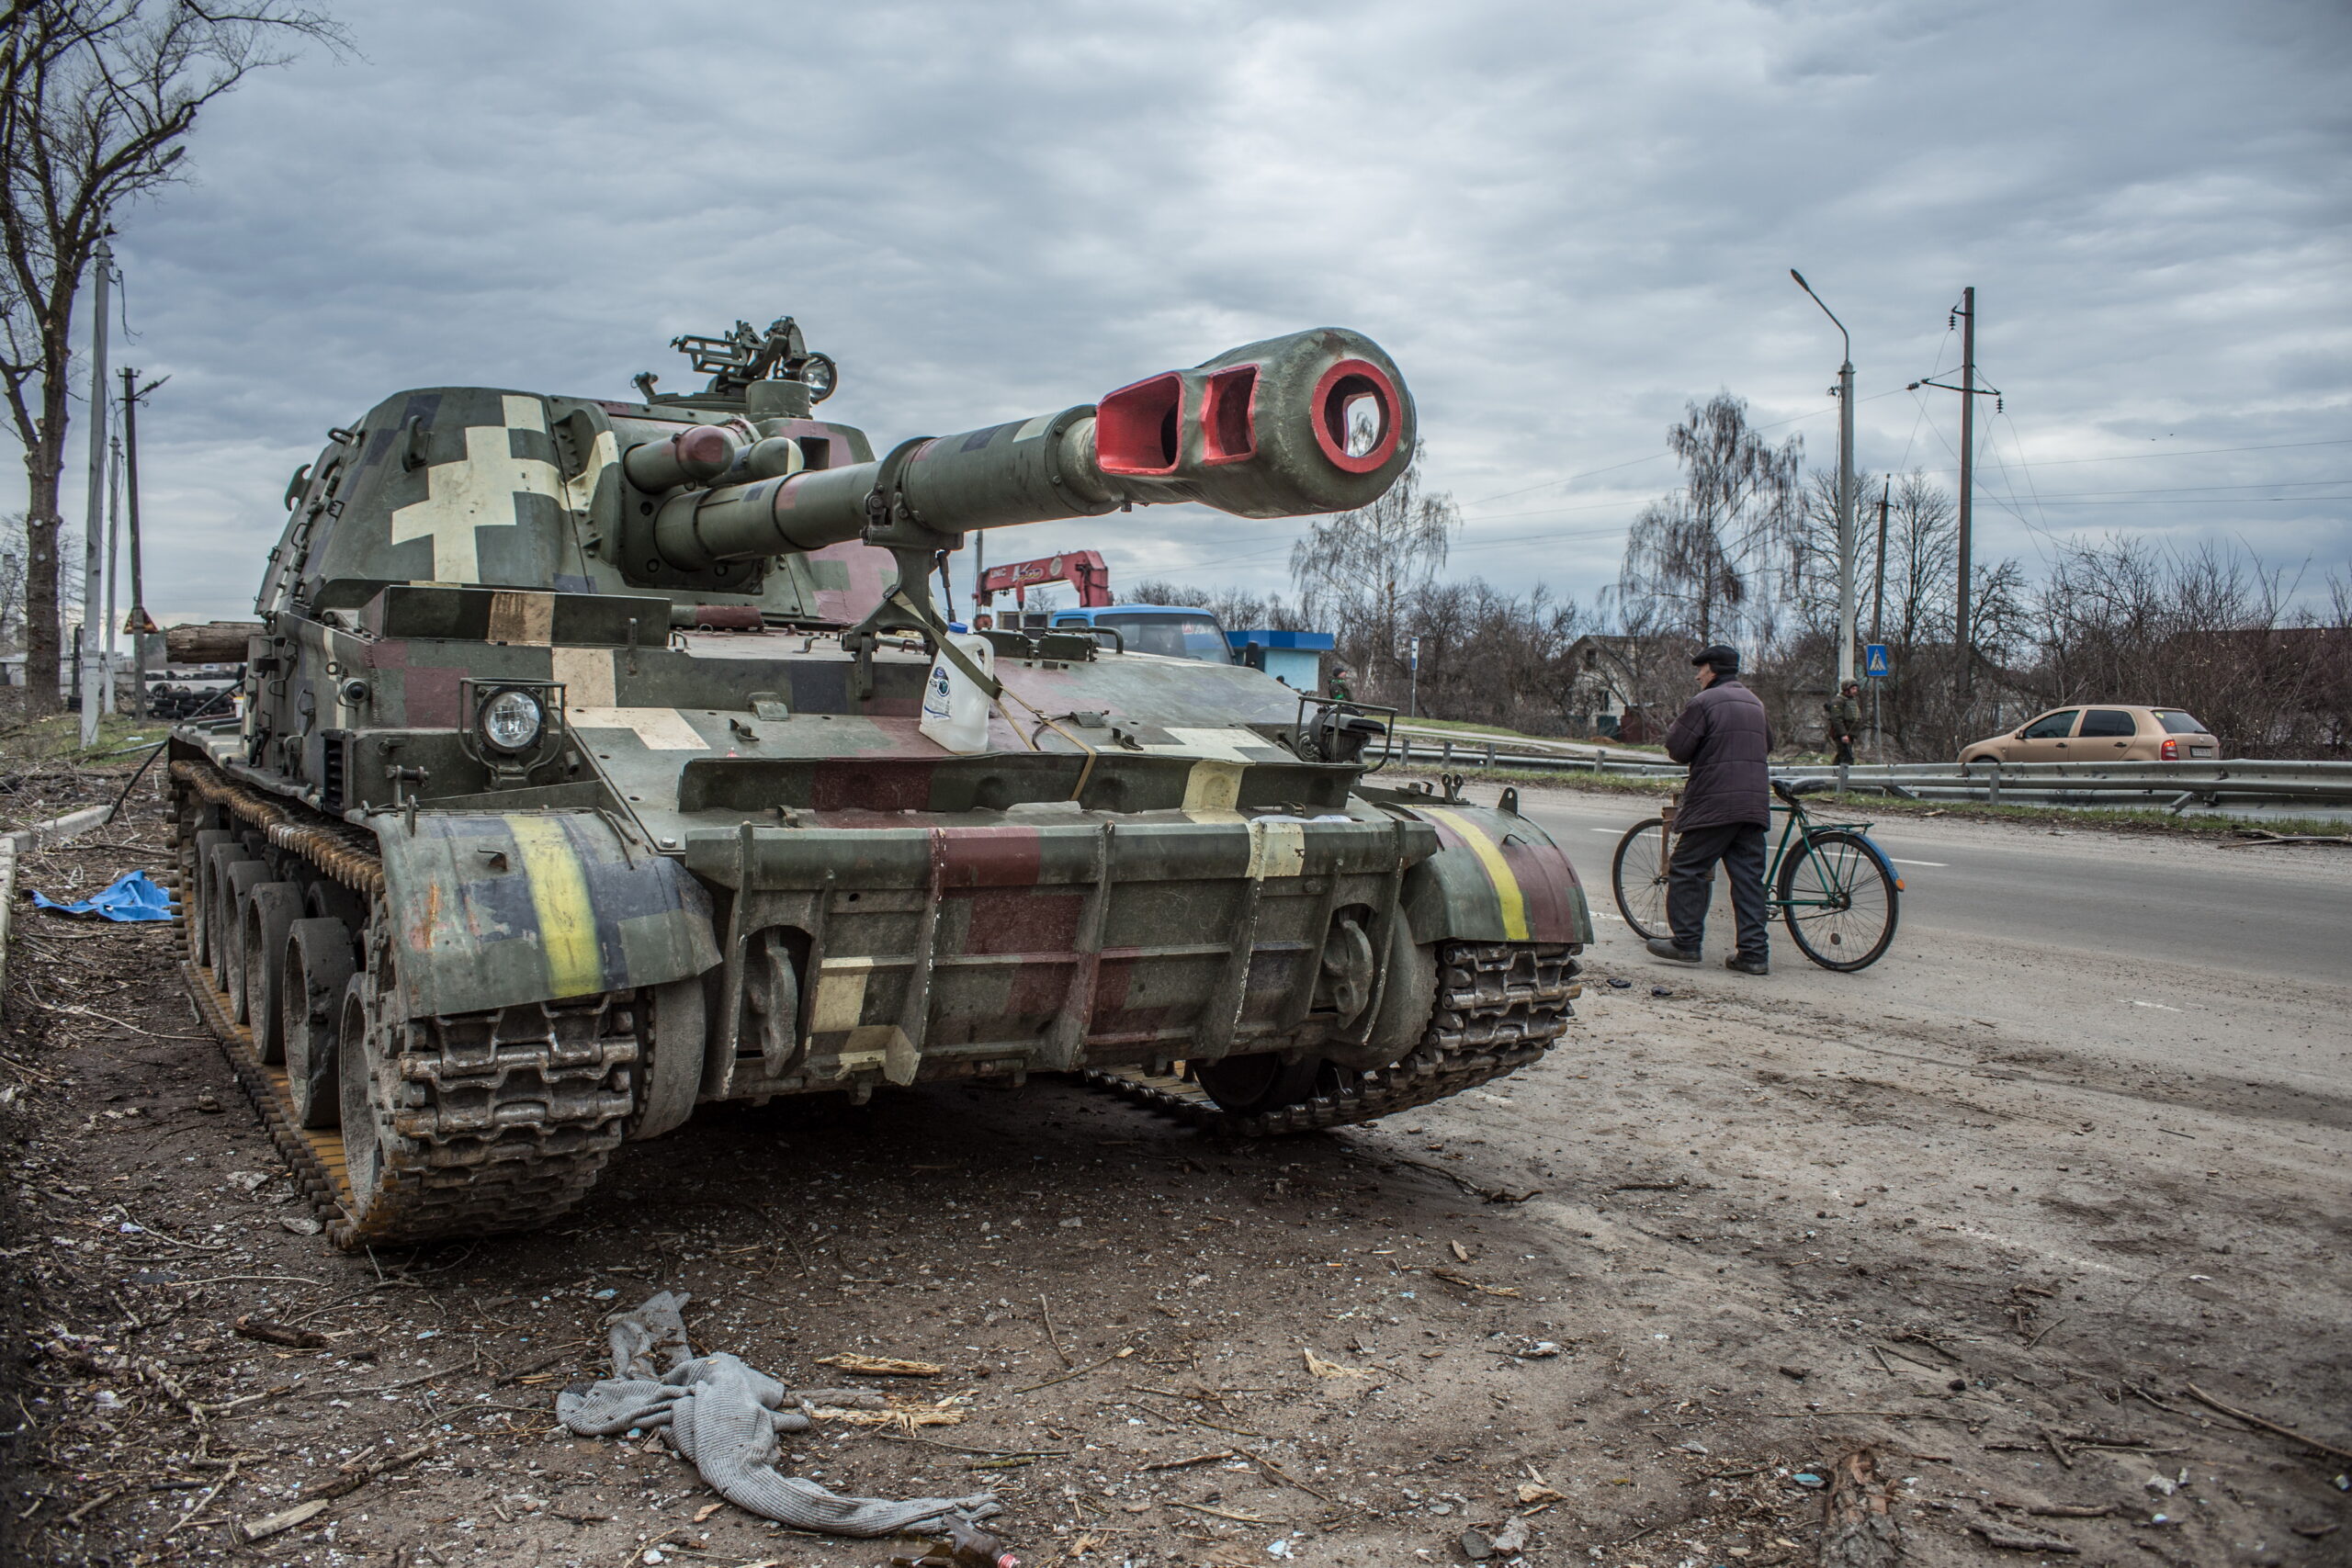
1776, 829, 1899, 971
1611, 818, 1672, 941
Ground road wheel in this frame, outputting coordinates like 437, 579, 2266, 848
628, 976, 707, 1142
241, 883, 306, 1063
1777, 829, 1900, 972
219, 861, 270, 1021
337, 973, 398, 1222
1193, 1051, 1329, 1115
305, 877, 368, 931
282, 917, 354, 1128
1610, 817, 1672, 941
186, 830, 236, 964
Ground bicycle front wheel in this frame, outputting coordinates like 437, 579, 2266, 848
1611, 817, 1672, 941
1776, 829, 1900, 971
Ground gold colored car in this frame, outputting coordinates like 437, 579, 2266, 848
1959, 705, 2222, 764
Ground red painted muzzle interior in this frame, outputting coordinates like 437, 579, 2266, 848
1201, 364, 1261, 466
1094, 372, 1185, 476
1310, 358, 1400, 475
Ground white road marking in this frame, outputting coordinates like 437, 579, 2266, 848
1887, 857, 1946, 867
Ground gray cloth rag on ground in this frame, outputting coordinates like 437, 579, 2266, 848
556, 1292, 998, 1538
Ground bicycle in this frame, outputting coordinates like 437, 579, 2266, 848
1609, 778, 1903, 972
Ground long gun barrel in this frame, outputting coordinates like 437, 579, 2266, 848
638, 327, 1411, 571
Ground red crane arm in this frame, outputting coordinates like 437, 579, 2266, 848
976, 549, 1112, 607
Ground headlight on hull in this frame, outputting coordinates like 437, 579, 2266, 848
480, 688, 545, 753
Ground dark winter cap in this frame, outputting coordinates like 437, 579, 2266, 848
1691, 645, 1740, 674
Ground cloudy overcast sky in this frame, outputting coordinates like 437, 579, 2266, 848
48, 0, 2352, 625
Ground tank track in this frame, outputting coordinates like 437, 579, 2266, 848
339, 998, 636, 1247
1082, 941, 1578, 1137
170, 757, 637, 1249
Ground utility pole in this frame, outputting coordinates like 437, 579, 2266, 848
1910, 290, 1998, 711
1955, 286, 1975, 701
103, 428, 121, 716
1871, 477, 1889, 761
122, 367, 157, 720
78, 238, 114, 746
1870, 478, 1890, 645
1791, 270, 1859, 688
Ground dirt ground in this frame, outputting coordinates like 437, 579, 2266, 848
2, 768, 2347, 1568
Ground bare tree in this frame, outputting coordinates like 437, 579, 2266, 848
0, 0, 345, 709
0, 507, 78, 685
1288, 445, 1458, 706
1614, 394, 1803, 651
1398, 577, 1587, 732
1122, 577, 1309, 632
2030, 537, 2348, 757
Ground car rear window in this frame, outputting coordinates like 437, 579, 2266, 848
2079, 709, 2137, 738
2154, 710, 2207, 735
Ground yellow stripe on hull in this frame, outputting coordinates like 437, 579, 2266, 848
507, 817, 605, 999
1424, 808, 1531, 941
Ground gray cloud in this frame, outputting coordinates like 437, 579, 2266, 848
46, 0, 2350, 623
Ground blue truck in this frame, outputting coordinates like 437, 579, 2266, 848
1043, 605, 1333, 690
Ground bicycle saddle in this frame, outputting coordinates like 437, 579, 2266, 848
1773, 777, 1834, 803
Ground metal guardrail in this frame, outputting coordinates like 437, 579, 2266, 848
1389, 736, 2352, 810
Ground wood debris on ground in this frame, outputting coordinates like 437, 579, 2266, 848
816, 1352, 947, 1377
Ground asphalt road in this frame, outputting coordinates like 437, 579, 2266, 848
1495, 784, 2351, 987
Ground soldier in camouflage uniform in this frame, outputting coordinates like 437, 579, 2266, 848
1825, 679, 1863, 765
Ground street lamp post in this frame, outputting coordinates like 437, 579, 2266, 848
1790, 269, 1857, 692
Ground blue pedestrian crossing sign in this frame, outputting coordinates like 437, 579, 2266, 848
1863, 643, 1891, 679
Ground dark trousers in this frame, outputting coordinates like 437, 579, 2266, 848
1833, 736, 1855, 765
1668, 821, 1770, 960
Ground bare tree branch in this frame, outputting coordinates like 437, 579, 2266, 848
0, 0, 347, 706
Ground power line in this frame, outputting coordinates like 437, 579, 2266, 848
1453, 386, 1912, 513
1997, 494, 2352, 506
1905, 436, 2352, 474
1980, 476, 2352, 500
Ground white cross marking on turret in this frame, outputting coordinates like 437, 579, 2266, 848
389, 395, 562, 581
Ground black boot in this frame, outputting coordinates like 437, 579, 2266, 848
1724, 953, 1770, 976
1645, 936, 1700, 964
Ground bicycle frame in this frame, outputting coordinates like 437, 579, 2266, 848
1767, 796, 1880, 912
1622, 786, 1901, 971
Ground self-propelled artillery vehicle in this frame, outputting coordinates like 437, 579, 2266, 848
169, 318, 1593, 1247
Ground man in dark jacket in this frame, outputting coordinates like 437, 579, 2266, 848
1650, 645, 1773, 975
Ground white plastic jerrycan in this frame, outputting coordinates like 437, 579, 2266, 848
919, 632, 996, 754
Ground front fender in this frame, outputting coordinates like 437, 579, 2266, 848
1396, 802, 1593, 947
379, 809, 719, 1018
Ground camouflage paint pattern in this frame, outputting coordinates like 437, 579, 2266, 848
376, 809, 718, 1019
193, 324, 1589, 1113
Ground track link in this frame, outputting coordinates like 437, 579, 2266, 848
171, 755, 637, 1248
1083, 941, 1577, 1136
340, 992, 639, 1246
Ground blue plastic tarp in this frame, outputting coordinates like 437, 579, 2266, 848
31, 869, 175, 922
